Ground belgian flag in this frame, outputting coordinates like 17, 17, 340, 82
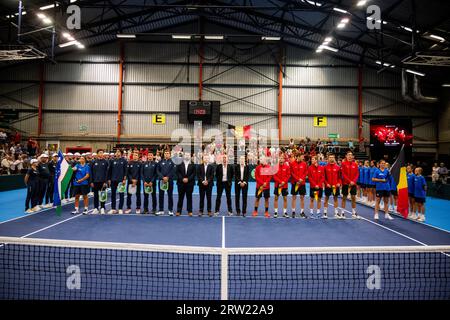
390, 145, 409, 218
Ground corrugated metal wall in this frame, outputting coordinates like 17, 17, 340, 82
0, 38, 437, 143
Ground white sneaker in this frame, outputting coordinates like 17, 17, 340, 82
168, 211, 174, 216
136, 209, 141, 214
71, 209, 79, 215
44, 204, 52, 208
214, 212, 219, 217
83, 208, 88, 215
69, 197, 75, 202
374, 213, 379, 220
228, 212, 233, 216
32, 206, 41, 212
417, 215, 425, 222
118, 209, 123, 214
352, 213, 361, 219
156, 211, 164, 216
100, 208, 105, 214
385, 213, 394, 220
92, 208, 99, 214
125, 209, 132, 214
25, 209, 34, 213
334, 213, 340, 219
107, 209, 116, 214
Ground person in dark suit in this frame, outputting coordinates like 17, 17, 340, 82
234, 155, 249, 217
197, 154, 215, 217
215, 155, 234, 216
176, 152, 196, 216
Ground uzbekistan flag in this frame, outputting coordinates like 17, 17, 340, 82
390, 145, 409, 218
53, 150, 74, 215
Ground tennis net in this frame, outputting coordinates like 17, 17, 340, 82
1, 237, 449, 300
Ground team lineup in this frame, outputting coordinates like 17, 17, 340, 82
23, 147, 427, 221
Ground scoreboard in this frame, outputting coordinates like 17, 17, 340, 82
179, 100, 220, 124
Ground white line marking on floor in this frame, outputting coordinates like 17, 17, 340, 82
222, 216, 226, 249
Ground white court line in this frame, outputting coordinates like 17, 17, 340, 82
19, 199, 114, 238
0, 193, 98, 225
222, 216, 226, 249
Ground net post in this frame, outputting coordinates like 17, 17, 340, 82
221, 249, 228, 300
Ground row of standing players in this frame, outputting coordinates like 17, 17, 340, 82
24, 149, 427, 221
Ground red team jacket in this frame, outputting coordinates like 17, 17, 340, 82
324, 163, 341, 187
340, 160, 359, 185
255, 164, 272, 190
273, 162, 291, 189
308, 164, 325, 189
290, 160, 308, 185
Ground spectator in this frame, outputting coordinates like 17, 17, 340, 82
0, 130, 7, 144
431, 163, 440, 183
1, 155, 13, 175
348, 139, 355, 152
438, 163, 448, 184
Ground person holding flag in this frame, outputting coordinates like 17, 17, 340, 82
290, 153, 308, 218
273, 153, 291, 218
308, 155, 325, 218
53, 151, 74, 215
340, 151, 360, 219
386, 163, 398, 213
253, 156, 272, 218
71, 155, 91, 215
389, 145, 410, 218
323, 154, 341, 219
372, 160, 394, 220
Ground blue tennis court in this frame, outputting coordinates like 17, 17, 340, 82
1, 185, 449, 300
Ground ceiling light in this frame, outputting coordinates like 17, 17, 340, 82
442, 84, 450, 87
333, 8, 347, 14
172, 35, 192, 39
375, 61, 382, 65
262, 36, 281, 41
305, 0, 322, 7
357, 0, 367, 6
204, 35, 224, 40
42, 18, 52, 24
316, 49, 323, 53
402, 26, 413, 32
117, 34, 136, 38
40, 3, 59, 10
37, 13, 46, 19
76, 43, 85, 49
406, 69, 425, 77
340, 18, 350, 24
324, 37, 332, 42
429, 34, 445, 42
59, 40, 78, 48
319, 45, 338, 52
337, 23, 346, 28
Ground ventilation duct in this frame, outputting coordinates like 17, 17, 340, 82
401, 69, 416, 103
413, 75, 438, 103
401, 69, 438, 103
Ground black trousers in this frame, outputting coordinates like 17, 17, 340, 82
215, 181, 232, 213
25, 181, 39, 210
110, 181, 125, 210
235, 182, 248, 214
126, 181, 141, 209
93, 182, 107, 209
143, 183, 157, 212
158, 180, 174, 212
38, 178, 48, 205
199, 183, 213, 213
45, 178, 54, 204
177, 184, 193, 213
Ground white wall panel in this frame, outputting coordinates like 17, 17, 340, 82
45, 84, 117, 111
284, 67, 357, 86
42, 113, 116, 135
45, 63, 119, 82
